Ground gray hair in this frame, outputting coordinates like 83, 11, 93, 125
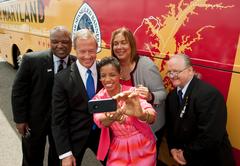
73, 29, 98, 49
49, 26, 71, 39
171, 53, 192, 67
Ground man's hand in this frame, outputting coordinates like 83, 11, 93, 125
16, 123, 29, 136
177, 149, 187, 165
170, 148, 187, 165
62, 155, 76, 166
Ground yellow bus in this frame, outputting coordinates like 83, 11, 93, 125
1, 0, 239, 165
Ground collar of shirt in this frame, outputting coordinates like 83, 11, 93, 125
53, 54, 69, 74
76, 60, 97, 90
177, 77, 193, 98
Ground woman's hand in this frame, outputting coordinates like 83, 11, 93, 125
100, 108, 126, 127
106, 110, 125, 122
113, 90, 155, 124
113, 90, 144, 119
135, 85, 152, 101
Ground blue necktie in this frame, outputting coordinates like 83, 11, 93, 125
177, 90, 183, 105
86, 69, 97, 130
86, 69, 95, 99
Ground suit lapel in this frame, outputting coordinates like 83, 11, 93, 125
42, 50, 54, 82
172, 89, 181, 109
70, 61, 102, 102
183, 76, 197, 102
67, 55, 77, 67
96, 63, 103, 92
70, 63, 89, 101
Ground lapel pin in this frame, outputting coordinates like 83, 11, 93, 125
47, 69, 52, 72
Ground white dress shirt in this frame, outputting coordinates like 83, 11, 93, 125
76, 60, 97, 91
177, 77, 193, 98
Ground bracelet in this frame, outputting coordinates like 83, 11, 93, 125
116, 114, 124, 122
105, 112, 114, 120
145, 110, 150, 123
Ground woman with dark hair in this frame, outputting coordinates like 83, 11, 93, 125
111, 27, 167, 164
93, 56, 156, 166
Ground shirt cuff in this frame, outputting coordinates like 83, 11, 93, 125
59, 151, 73, 160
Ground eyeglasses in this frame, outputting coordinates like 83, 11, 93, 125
167, 67, 189, 78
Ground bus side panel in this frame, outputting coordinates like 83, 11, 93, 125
0, 32, 13, 64
91, 0, 239, 102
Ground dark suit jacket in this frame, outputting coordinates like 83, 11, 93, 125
166, 76, 235, 166
11, 50, 76, 136
51, 62, 102, 156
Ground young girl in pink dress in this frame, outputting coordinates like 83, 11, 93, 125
93, 56, 156, 166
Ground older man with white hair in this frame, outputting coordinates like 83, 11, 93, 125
165, 54, 235, 166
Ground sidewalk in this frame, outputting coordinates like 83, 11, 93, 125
0, 109, 22, 165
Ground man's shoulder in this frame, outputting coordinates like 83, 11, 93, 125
69, 54, 76, 59
54, 63, 79, 90
25, 49, 50, 56
56, 62, 76, 77
192, 77, 221, 97
166, 88, 177, 101
24, 50, 51, 60
20, 50, 51, 68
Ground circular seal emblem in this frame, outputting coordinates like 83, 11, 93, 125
72, 3, 101, 52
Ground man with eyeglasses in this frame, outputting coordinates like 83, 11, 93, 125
165, 54, 235, 166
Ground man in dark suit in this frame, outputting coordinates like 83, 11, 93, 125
165, 54, 235, 166
52, 29, 102, 166
11, 26, 76, 166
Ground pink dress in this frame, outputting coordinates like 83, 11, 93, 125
93, 85, 156, 166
